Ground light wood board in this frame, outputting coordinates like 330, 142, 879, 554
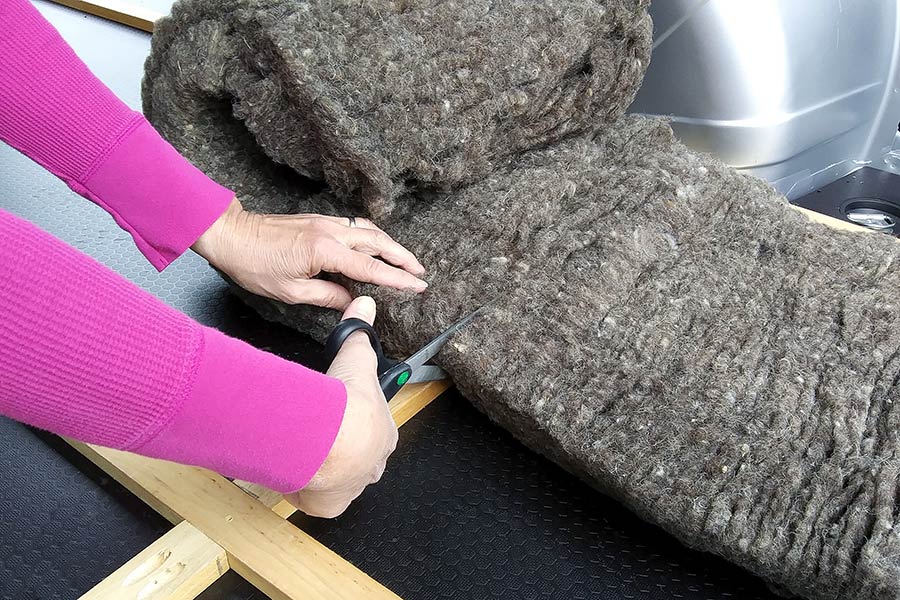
791, 205, 872, 233
47, 0, 162, 32
76, 380, 449, 599
79, 521, 227, 600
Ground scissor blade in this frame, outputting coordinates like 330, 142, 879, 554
406, 364, 448, 384
403, 306, 485, 372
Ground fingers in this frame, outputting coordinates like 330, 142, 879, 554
279, 279, 352, 310
338, 227, 426, 275
321, 242, 428, 292
296, 215, 425, 275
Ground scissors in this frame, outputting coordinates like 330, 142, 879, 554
324, 307, 484, 401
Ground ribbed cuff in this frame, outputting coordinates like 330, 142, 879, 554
77, 117, 235, 271
134, 327, 348, 493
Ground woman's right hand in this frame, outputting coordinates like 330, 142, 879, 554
284, 296, 399, 518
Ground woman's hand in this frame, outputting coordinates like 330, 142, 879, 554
284, 296, 398, 518
192, 197, 427, 310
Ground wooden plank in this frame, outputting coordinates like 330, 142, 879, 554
69, 441, 402, 600
791, 205, 872, 233
235, 483, 297, 519
47, 0, 162, 32
79, 521, 227, 600
389, 380, 451, 427
74, 379, 449, 599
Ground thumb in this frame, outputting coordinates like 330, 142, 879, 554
327, 296, 379, 380
341, 295, 377, 325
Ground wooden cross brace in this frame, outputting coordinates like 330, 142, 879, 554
74, 381, 450, 599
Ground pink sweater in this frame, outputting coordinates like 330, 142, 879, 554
0, 0, 347, 493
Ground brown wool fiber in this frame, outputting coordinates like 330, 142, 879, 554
144, 2, 900, 598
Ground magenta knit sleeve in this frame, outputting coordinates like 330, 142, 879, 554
0, 0, 234, 270
0, 208, 347, 492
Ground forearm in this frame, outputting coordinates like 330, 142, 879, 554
0, 209, 346, 492
0, 0, 233, 270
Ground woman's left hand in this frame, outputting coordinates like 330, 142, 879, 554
192, 197, 427, 310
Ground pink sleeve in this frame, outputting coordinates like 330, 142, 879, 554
0, 0, 235, 271
0, 208, 347, 493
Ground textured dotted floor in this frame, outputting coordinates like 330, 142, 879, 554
0, 3, 782, 599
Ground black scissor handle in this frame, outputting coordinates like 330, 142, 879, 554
324, 318, 412, 401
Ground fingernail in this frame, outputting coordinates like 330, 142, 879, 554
413, 279, 429, 291
356, 296, 376, 318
